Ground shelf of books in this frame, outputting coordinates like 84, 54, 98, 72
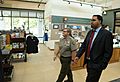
10, 31, 27, 62
0, 29, 26, 81
0, 32, 14, 81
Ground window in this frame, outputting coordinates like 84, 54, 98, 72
0, 8, 44, 43
12, 11, 20, 17
20, 11, 28, 17
12, 17, 28, 30
29, 11, 36, 18
0, 17, 11, 30
3, 10, 11, 16
37, 12, 44, 18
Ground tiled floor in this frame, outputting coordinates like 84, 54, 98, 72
11, 44, 120, 82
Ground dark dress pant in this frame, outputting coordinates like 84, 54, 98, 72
86, 60, 102, 82
56, 56, 73, 82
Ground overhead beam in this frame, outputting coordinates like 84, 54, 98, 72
8, 0, 46, 4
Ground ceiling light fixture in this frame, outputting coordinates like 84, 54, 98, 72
68, 1, 70, 4
91, 5, 93, 8
80, 3, 82, 6
102, 0, 108, 15
38, 0, 43, 8
102, 11, 107, 15
63, 0, 108, 8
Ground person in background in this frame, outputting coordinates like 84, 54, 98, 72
44, 29, 48, 41
102, 24, 110, 31
54, 28, 77, 82
74, 15, 113, 82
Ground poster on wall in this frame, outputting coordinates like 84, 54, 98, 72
52, 23, 64, 31
53, 24, 59, 29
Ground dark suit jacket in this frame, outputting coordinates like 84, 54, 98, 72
76, 27, 113, 70
26, 36, 39, 53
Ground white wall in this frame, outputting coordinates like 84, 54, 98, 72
102, 0, 120, 10
45, 0, 53, 17
45, 0, 102, 19
44, 0, 103, 33
111, 0, 120, 9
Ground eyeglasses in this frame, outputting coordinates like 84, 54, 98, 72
91, 19, 96, 21
63, 31, 68, 32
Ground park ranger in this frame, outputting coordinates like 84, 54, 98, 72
54, 28, 77, 82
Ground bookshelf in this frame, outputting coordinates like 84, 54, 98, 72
0, 32, 13, 81
10, 31, 27, 62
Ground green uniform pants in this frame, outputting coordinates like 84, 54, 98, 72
56, 56, 73, 82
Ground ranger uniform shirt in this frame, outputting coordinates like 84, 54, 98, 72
59, 36, 77, 57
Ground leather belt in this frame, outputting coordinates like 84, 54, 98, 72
61, 56, 71, 58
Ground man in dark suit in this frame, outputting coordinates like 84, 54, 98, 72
74, 15, 113, 82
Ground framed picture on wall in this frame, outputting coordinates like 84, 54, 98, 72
53, 24, 59, 29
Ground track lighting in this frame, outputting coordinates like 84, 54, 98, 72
68, 1, 70, 4
102, 11, 107, 15
80, 3, 82, 6
91, 5, 93, 8
38, 3, 40, 8
63, 0, 108, 9
38, 0, 43, 8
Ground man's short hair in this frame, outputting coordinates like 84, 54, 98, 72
93, 15, 103, 24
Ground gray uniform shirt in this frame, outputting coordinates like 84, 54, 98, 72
59, 36, 77, 57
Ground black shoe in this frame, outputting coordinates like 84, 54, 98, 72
64, 80, 69, 82
64, 80, 73, 82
